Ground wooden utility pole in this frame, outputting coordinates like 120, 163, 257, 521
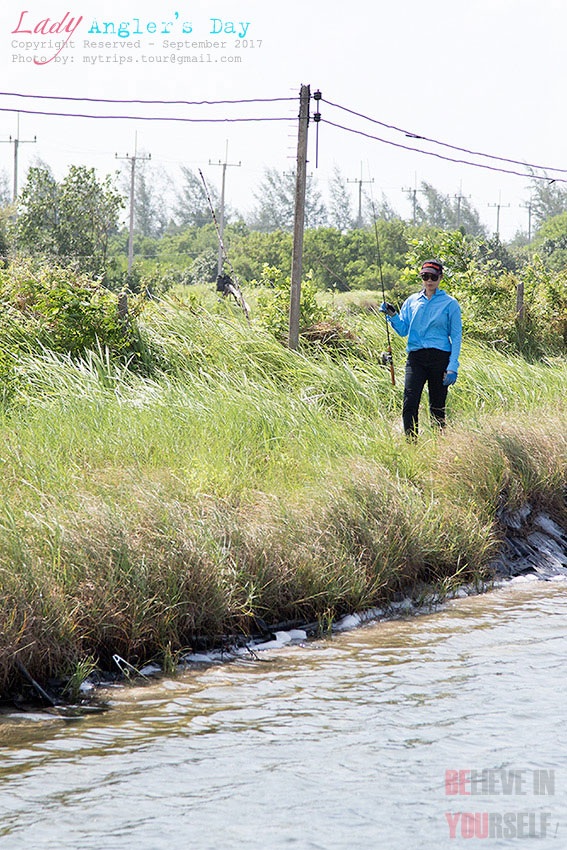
516, 279, 525, 321
209, 141, 241, 276
288, 84, 311, 351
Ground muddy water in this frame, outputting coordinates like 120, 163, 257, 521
0, 578, 566, 849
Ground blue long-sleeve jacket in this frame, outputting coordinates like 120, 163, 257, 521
388, 288, 462, 373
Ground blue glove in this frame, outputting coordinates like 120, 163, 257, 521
379, 302, 397, 317
443, 371, 457, 386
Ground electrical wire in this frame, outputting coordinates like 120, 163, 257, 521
323, 97, 567, 177
0, 106, 291, 124
0, 90, 296, 107
322, 118, 567, 184
2, 86, 565, 185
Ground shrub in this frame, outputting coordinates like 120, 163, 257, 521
0, 261, 145, 362
253, 264, 327, 342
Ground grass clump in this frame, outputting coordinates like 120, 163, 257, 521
0, 292, 566, 699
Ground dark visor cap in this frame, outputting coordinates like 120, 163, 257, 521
420, 260, 443, 277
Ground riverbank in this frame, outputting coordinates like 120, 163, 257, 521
6, 497, 566, 714
4, 490, 567, 712
1, 304, 566, 706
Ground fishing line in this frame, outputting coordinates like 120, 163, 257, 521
367, 170, 395, 386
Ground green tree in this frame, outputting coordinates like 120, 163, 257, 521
250, 168, 327, 231
531, 210, 567, 269
304, 228, 354, 291
328, 165, 355, 231
528, 175, 567, 229
0, 169, 12, 264
126, 159, 172, 238
415, 182, 486, 236
57, 167, 124, 275
231, 229, 293, 281
364, 190, 399, 224
254, 264, 326, 342
303, 221, 413, 292
0, 261, 144, 360
14, 166, 59, 255
0, 170, 10, 206
174, 166, 220, 228
14, 165, 124, 277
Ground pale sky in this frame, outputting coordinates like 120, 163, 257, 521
1, 0, 566, 240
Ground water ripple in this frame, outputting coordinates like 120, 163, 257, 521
0, 581, 566, 848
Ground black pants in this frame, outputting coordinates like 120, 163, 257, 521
403, 348, 451, 437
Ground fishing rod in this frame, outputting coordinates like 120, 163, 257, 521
369, 199, 396, 386
198, 168, 250, 321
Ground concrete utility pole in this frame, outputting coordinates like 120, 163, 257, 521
520, 200, 534, 244
0, 113, 37, 201
115, 135, 151, 272
288, 83, 311, 351
453, 188, 470, 228
347, 166, 373, 228
209, 142, 241, 276
402, 186, 419, 224
516, 200, 534, 322
488, 196, 510, 238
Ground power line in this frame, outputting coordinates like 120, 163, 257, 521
2, 87, 566, 189
0, 90, 296, 106
0, 106, 291, 124
322, 119, 567, 185
2, 89, 566, 180
2, 89, 565, 181
323, 98, 567, 177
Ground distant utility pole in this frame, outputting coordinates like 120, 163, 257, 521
209, 142, 241, 276
402, 174, 420, 224
402, 186, 419, 224
288, 83, 311, 351
115, 136, 151, 272
488, 197, 510, 238
0, 113, 37, 201
453, 189, 470, 228
520, 200, 534, 243
347, 166, 373, 227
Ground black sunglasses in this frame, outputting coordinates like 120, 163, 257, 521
421, 273, 439, 282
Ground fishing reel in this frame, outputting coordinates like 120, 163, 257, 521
380, 351, 393, 366
216, 273, 233, 295
216, 273, 251, 321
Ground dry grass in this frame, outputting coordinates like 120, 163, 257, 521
0, 301, 565, 698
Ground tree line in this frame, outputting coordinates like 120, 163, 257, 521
2, 159, 567, 293
1, 159, 567, 369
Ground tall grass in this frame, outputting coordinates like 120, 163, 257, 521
0, 298, 566, 697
